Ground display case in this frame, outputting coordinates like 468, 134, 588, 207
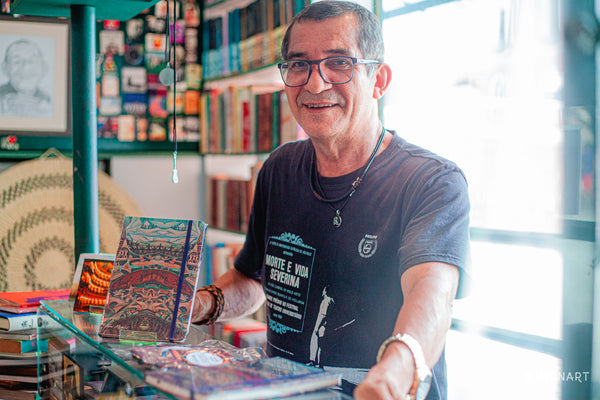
36, 299, 351, 399
36, 299, 215, 399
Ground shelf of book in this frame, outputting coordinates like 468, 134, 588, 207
197, 0, 307, 298
203, 63, 283, 89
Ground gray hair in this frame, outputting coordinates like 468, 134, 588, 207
281, 0, 384, 64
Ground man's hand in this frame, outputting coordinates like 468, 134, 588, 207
354, 340, 415, 400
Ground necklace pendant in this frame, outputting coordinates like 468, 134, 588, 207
333, 210, 342, 228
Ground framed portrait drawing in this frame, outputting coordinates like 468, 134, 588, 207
0, 15, 70, 136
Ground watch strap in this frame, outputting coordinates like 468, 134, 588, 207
376, 333, 432, 400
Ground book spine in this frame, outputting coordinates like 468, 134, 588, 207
0, 337, 39, 353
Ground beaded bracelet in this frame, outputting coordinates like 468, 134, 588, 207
194, 285, 224, 325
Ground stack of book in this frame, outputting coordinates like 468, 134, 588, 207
0, 289, 69, 400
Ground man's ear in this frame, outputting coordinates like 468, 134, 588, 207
372, 63, 392, 100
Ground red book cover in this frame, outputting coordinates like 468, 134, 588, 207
98, 216, 208, 342
0, 289, 70, 314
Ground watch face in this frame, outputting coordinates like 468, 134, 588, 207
415, 374, 433, 400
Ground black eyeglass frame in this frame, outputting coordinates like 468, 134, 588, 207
277, 56, 381, 87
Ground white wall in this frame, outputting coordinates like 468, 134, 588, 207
110, 155, 204, 221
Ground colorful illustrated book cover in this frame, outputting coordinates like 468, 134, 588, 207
0, 289, 70, 314
98, 216, 208, 342
70, 253, 115, 313
144, 356, 342, 400
131, 339, 266, 368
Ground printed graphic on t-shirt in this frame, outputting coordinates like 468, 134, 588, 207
264, 233, 315, 334
309, 287, 333, 366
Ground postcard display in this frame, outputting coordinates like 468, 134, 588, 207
96, 0, 202, 143
99, 216, 208, 342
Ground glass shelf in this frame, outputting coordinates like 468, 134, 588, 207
36, 300, 353, 400
36, 299, 213, 399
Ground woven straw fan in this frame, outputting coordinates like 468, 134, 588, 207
0, 149, 142, 291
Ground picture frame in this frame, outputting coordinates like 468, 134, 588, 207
70, 253, 115, 314
0, 15, 70, 137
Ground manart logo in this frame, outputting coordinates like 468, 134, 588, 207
0, 136, 19, 151
358, 234, 378, 258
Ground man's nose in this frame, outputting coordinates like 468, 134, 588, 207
304, 64, 331, 93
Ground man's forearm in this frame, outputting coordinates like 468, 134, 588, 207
192, 268, 265, 324
354, 262, 459, 400
395, 261, 459, 366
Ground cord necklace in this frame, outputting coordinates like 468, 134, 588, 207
310, 126, 385, 228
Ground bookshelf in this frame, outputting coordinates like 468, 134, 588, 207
199, 1, 307, 312
199, 0, 307, 234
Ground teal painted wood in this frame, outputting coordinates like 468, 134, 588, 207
71, 5, 99, 262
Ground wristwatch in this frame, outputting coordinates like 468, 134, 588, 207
376, 333, 432, 400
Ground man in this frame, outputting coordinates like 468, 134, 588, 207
0, 39, 52, 117
192, 2, 470, 399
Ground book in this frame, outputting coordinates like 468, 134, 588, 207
0, 310, 58, 332
0, 337, 47, 354
0, 388, 36, 400
0, 328, 38, 341
236, 330, 267, 349
0, 289, 70, 314
0, 368, 62, 384
144, 357, 341, 400
131, 339, 266, 369
70, 253, 115, 313
98, 216, 208, 343
0, 354, 40, 366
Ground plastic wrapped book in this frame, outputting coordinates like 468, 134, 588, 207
131, 339, 267, 368
144, 356, 342, 400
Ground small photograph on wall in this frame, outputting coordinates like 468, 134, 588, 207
0, 16, 70, 136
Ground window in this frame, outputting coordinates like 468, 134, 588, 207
380, 1, 574, 398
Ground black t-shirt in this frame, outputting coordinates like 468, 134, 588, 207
235, 131, 470, 399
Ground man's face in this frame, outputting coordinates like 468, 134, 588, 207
283, 15, 379, 141
3, 42, 44, 92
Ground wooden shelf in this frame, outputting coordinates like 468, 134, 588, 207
203, 63, 285, 90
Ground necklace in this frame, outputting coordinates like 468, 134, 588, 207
310, 126, 386, 228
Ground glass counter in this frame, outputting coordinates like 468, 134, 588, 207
36, 300, 352, 400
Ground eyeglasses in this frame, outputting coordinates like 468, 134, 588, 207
277, 56, 381, 87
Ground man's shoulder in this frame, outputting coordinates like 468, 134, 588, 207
385, 132, 467, 185
264, 139, 310, 166
393, 133, 463, 170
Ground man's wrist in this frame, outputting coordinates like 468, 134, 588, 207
376, 333, 432, 400
193, 285, 224, 325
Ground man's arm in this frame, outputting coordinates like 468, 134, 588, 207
191, 268, 266, 324
354, 261, 459, 400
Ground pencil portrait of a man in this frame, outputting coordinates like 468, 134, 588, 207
0, 38, 53, 117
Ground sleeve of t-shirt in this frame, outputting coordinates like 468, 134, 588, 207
398, 164, 471, 298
